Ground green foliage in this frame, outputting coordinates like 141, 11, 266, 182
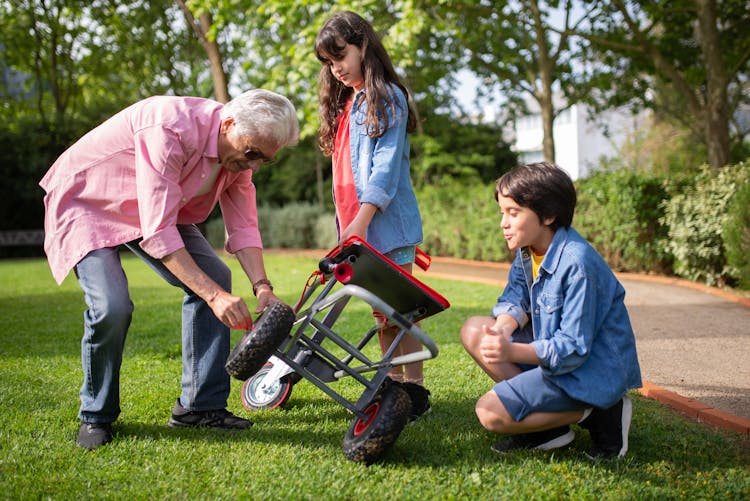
0, 1, 205, 131
1, 256, 749, 499
661, 162, 750, 286
575, 167, 672, 273
417, 181, 511, 262
576, 0, 750, 168
0, 114, 91, 258
258, 202, 330, 249
615, 119, 707, 179
722, 173, 750, 289
313, 212, 338, 249
203, 216, 227, 250
206, 203, 335, 251
412, 112, 517, 188
252, 137, 333, 209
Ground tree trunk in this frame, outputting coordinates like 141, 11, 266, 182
530, 0, 556, 162
175, 0, 230, 102
695, 0, 730, 169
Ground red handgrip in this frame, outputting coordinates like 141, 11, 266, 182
414, 247, 431, 271
335, 262, 354, 283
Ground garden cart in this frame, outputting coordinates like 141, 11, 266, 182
225, 236, 449, 464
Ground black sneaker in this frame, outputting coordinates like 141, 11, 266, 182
167, 399, 253, 430
77, 422, 113, 450
400, 381, 432, 422
491, 425, 575, 453
580, 395, 632, 460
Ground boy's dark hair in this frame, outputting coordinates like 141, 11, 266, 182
315, 11, 415, 157
495, 162, 577, 230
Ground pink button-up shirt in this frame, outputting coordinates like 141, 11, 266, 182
40, 96, 263, 285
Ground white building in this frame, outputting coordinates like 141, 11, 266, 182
513, 102, 647, 180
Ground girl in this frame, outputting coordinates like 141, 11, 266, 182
315, 11, 429, 421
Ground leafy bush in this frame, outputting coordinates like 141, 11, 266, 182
575, 169, 671, 273
722, 170, 750, 289
258, 202, 330, 249
204, 216, 227, 249
661, 161, 750, 286
417, 181, 511, 262
313, 212, 338, 249
204, 205, 336, 251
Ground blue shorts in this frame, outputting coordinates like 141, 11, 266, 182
493, 366, 590, 421
384, 245, 416, 266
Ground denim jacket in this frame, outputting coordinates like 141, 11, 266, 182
492, 226, 642, 408
348, 85, 422, 254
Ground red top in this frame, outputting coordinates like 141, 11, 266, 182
332, 99, 359, 233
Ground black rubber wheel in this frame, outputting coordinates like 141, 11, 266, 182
240, 363, 293, 411
342, 381, 411, 464
225, 302, 296, 381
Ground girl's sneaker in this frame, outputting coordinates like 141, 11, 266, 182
398, 381, 432, 422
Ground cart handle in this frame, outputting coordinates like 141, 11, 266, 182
312, 284, 439, 359
414, 246, 431, 271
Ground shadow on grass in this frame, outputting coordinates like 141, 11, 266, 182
101, 392, 749, 476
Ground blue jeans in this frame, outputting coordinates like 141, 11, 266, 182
74, 225, 231, 424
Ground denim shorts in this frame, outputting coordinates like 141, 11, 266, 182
384, 245, 416, 266
493, 366, 590, 421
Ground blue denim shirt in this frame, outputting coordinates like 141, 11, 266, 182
347, 85, 422, 254
492, 226, 642, 408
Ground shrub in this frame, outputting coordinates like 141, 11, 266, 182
204, 216, 227, 249
258, 202, 329, 249
722, 171, 750, 289
661, 161, 750, 286
417, 181, 511, 262
313, 213, 338, 249
204, 205, 336, 251
575, 169, 671, 273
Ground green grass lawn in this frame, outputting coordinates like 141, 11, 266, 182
1, 252, 748, 500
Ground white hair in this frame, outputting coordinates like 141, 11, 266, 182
220, 89, 300, 147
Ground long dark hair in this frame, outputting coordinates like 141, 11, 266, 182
315, 11, 415, 156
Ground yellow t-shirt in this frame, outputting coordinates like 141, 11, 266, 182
531, 250, 545, 280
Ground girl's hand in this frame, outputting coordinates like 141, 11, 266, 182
339, 221, 367, 244
339, 203, 377, 246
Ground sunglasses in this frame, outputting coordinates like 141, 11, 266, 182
243, 148, 276, 165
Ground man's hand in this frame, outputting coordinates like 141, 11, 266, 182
254, 288, 281, 313
206, 290, 253, 330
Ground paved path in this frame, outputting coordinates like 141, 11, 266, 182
415, 257, 750, 433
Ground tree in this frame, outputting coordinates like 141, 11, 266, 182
441, 0, 590, 163
574, 0, 750, 169
0, 0, 208, 238
185, 0, 465, 205
1, 0, 208, 132
175, 0, 230, 102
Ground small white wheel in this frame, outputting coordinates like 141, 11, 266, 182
240, 364, 293, 411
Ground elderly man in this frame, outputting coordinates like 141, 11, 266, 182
40, 89, 299, 450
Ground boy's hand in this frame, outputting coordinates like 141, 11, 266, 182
480, 324, 512, 364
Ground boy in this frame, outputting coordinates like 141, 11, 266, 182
460, 162, 642, 459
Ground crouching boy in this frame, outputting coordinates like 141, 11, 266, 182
461, 162, 642, 459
